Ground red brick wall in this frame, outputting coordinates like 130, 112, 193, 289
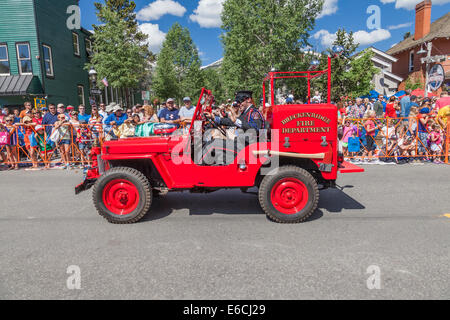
392, 38, 450, 93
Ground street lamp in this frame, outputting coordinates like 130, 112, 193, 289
89, 67, 98, 87
89, 67, 99, 106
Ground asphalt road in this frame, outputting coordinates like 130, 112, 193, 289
0, 164, 449, 300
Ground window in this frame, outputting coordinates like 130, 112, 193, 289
409, 51, 414, 72
72, 32, 80, 56
85, 39, 92, 55
16, 43, 32, 74
77, 85, 85, 105
0, 44, 10, 75
42, 44, 54, 77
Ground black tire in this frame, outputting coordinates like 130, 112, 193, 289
258, 166, 319, 224
93, 167, 152, 224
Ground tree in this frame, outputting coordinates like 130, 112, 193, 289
314, 29, 379, 101
202, 68, 226, 103
89, 3, 151, 106
221, 0, 324, 101
89, 7, 148, 89
94, 0, 146, 41
153, 23, 203, 101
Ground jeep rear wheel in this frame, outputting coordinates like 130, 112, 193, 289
93, 167, 152, 224
258, 166, 319, 223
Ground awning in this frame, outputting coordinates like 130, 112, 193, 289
0, 75, 43, 96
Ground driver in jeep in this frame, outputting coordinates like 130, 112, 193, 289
202, 91, 265, 165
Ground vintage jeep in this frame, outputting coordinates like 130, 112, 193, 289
76, 56, 363, 224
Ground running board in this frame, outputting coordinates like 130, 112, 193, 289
338, 161, 365, 173
252, 150, 325, 159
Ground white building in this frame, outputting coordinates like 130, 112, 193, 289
367, 47, 403, 96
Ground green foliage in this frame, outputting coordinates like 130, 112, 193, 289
315, 29, 378, 101
221, 0, 324, 101
88, 3, 151, 90
405, 74, 423, 91
202, 68, 226, 103
153, 23, 203, 101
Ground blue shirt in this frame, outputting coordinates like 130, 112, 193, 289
159, 108, 180, 122
400, 96, 411, 118
105, 113, 128, 126
78, 113, 91, 123
42, 112, 59, 136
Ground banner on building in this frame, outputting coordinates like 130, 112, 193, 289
428, 64, 445, 92
34, 98, 46, 110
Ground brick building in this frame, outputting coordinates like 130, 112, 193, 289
387, 0, 450, 93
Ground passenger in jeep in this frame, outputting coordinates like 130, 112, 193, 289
201, 91, 265, 165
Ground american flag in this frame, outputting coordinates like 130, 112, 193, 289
102, 77, 109, 87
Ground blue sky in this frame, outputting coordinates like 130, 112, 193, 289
79, 0, 450, 66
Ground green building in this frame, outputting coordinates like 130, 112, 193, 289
0, 0, 144, 112
0, 0, 93, 110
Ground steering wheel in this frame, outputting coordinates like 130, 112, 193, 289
203, 113, 228, 137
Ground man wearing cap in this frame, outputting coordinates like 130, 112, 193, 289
159, 98, 180, 126
103, 102, 116, 124
201, 91, 265, 165
212, 91, 264, 132
179, 97, 195, 124
104, 105, 127, 139
105, 105, 127, 127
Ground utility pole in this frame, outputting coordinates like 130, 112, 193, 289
420, 42, 447, 97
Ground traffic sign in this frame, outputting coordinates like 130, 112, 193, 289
90, 88, 102, 95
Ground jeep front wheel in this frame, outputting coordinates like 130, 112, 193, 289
93, 167, 152, 224
258, 166, 319, 223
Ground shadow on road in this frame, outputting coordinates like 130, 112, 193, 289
318, 186, 365, 213
141, 187, 365, 223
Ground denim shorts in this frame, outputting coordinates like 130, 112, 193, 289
60, 139, 71, 145
79, 142, 91, 150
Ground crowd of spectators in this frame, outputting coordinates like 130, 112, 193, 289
338, 90, 450, 164
0, 97, 197, 170
0, 90, 449, 170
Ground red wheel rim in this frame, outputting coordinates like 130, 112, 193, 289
270, 178, 308, 215
102, 179, 140, 215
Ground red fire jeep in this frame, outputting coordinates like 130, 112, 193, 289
76, 56, 364, 224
